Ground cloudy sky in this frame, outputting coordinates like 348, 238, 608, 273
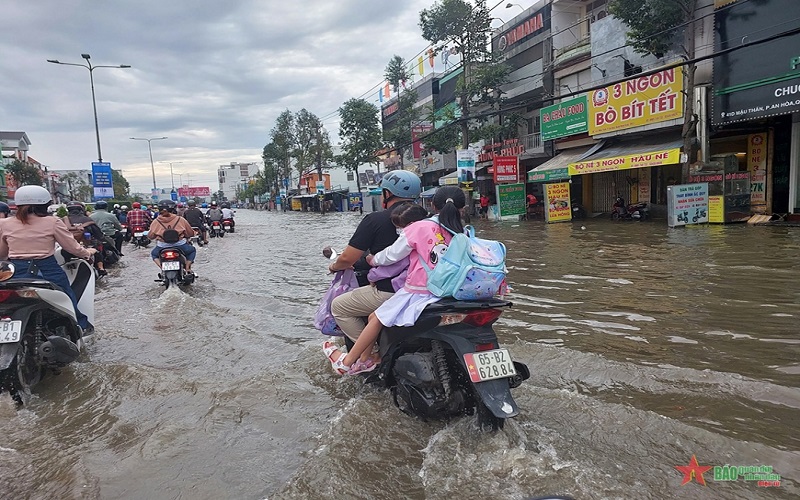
1, 0, 526, 194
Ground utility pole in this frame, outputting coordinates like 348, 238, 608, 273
316, 126, 325, 214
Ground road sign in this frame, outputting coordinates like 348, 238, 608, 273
170, 190, 177, 201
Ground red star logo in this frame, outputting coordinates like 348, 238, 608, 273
675, 455, 713, 486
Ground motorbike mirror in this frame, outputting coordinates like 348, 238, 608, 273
322, 247, 337, 260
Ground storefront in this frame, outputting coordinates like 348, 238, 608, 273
527, 146, 589, 209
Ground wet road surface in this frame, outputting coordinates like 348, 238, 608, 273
0, 210, 797, 499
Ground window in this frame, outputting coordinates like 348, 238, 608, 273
347, 172, 354, 181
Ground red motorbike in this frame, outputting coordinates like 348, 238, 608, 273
612, 196, 649, 221
131, 225, 150, 247
222, 218, 235, 233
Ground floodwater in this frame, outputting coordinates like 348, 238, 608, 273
0, 210, 798, 500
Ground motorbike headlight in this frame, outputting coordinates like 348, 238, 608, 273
0, 261, 15, 282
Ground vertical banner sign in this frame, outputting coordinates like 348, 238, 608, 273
667, 183, 709, 227
495, 183, 526, 217
747, 133, 767, 208
412, 124, 433, 159
493, 156, 519, 183
456, 149, 476, 185
91, 162, 114, 199
349, 192, 362, 209
588, 67, 683, 135
544, 182, 572, 223
638, 168, 651, 203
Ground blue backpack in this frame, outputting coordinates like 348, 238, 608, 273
418, 224, 507, 300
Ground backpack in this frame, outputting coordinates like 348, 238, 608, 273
314, 269, 360, 336
418, 224, 507, 300
62, 217, 97, 246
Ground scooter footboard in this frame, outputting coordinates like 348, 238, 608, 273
0, 343, 18, 370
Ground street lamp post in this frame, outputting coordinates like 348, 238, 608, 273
130, 137, 168, 190
47, 54, 131, 163
158, 161, 183, 190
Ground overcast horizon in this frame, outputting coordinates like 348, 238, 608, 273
1, 0, 528, 194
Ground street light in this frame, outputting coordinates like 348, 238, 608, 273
506, 3, 524, 11
159, 161, 183, 190
130, 137, 168, 190
47, 54, 131, 163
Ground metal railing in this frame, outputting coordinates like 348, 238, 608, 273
520, 132, 543, 153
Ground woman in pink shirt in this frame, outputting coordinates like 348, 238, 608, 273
324, 186, 466, 375
0, 186, 97, 330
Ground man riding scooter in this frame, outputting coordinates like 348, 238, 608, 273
62, 201, 109, 277
182, 200, 208, 245
220, 202, 235, 232
90, 200, 124, 255
147, 200, 197, 275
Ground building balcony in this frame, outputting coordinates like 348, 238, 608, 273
519, 132, 545, 157
553, 35, 591, 69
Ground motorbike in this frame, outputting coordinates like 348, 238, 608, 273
611, 196, 649, 221
131, 225, 151, 248
120, 223, 131, 242
571, 200, 587, 219
353, 298, 529, 431
156, 247, 194, 289
222, 218, 235, 233
0, 255, 95, 405
209, 220, 224, 238
189, 227, 205, 247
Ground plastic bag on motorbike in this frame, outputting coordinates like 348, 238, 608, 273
314, 269, 359, 336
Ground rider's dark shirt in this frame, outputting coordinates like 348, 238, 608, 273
348, 205, 406, 292
183, 208, 206, 228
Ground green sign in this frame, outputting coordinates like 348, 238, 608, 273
496, 183, 526, 217
527, 167, 570, 183
540, 95, 589, 140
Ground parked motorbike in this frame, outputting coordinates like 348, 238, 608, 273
611, 196, 649, 221
156, 247, 194, 289
209, 220, 224, 238
571, 199, 587, 219
360, 298, 529, 431
131, 225, 151, 248
222, 218, 235, 233
0, 256, 95, 405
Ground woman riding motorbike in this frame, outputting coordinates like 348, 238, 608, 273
0, 185, 97, 331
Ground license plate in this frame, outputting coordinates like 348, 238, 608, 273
161, 261, 180, 271
0, 320, 22, 344
224, 225, 230, 230
463, 349, 517, 383
134, 232, 144, 237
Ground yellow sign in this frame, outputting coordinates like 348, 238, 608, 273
708, 195, 724, 223
568, 148, 681, 176
588, 66, 683, 135
545, 182, 572, 223
747, 133, 768, 207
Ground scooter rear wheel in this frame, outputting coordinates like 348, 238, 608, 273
476, 401, 505, 431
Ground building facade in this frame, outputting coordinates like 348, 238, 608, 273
218, 162, 259, 201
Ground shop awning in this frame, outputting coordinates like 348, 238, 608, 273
420, 187, 438, 198
527, 146, 593, 183
438, 171, 459, 186
568, 136, 684, 176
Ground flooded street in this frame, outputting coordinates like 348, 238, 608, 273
0, 209, 798, 499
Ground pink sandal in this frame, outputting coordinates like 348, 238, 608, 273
347, 357, 379, 375
322, 341, 349, 375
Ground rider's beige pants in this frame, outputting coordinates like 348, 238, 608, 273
331, 285, 394, 342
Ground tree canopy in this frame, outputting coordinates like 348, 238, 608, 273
6, 159, 43, 188
337, 98, 382, 191
384, 55, 411, 94
609, 0, 689, 58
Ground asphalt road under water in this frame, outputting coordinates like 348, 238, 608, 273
0, 210, 797, 499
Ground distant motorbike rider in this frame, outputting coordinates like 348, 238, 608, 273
90, 200, 124, 254
206, 201, 223, 223
176, 202, 187, 218
117, 205, 129, 224
200, 203, 209, 216
63, 201, 109, 276
112, 203, 121, 216
0, 201, 10, 219
182, 200, 208, 244
0, 185, 97, 330
220, 202, 235, 229
147, 200, 197, 273
126, 202, 152, 230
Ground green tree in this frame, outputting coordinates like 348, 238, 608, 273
384, 55, 411, 94
293, 109, 332, 178
383, 89, 423, 166
419, 0, 507, 149
7, 159, 43, 187
337, 98, 383, 192
262, 141, 283, 195
270, 110, 296, 188
610, 0, 700, 176
112, 169, 131, 199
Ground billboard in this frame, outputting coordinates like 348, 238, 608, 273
176, 186, 211, 197
540, 95, 588, 140
588, 67, 683, 135
493, 156, 519, 183
456, 149, 476, 185
91, 162, 114, 199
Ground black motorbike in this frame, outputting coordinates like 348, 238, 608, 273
612, 196, 649, 221
363, 298, 529, 431
130, 225, 151, 248
222, 218, 235, 234
209, 220, 224, 238
571, 200, 587, 219
156, 247, 194, 289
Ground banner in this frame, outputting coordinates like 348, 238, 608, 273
588, 66, 683, 135
493, 156, 519, 183
91, 162, 113, 199
667, 183, 709, 227
456, 149, 476, 185
747, 133, 767, 207
349, 192, 362, 209
176, 186, 211, 197
495, 183, 526, 217
540, 95, 589, 140
568, 148, 681, 176
411, 124, 433, 159
544, 182, 572, 223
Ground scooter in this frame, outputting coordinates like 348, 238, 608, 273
131, 225, 151, 248
156, 247, 194, 289
189, 227, 205, 247
612, 196, 649, 221
571, 200, 587, 219
120, 223, 131, 242
0, 255, 95, 405
209, 220, 224, 238
222, 218, 235, 234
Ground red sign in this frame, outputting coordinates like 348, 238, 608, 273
493, 156, 519, 183
411, 124, 433, 159
176, 186, 211, 197
478, 138, 524, 163
497, 10, 546, 52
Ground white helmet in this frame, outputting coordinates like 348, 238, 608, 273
114, 204, 120, 209
121, 205, 128, 210
14, 185, 52, 206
